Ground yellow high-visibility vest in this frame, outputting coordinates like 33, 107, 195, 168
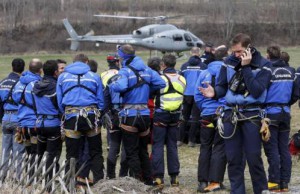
101, 69, 119, 87
157, 73, 186, 111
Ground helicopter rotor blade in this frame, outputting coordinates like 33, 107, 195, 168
94, 15, 149, 20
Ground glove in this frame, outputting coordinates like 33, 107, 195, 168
14, 128, 23, 144
102, 113, 112, 130
260, 118, 271, 142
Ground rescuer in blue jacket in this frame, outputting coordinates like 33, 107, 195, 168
109, 44, 165, 185
12, 59, 42, 156
0, 58, 25, 181
179, 47, 207, 147
32, 60, 62, 189
200, 33, 272, 194
56, 53, 105, 185
194, 46, 228, 192
263, 46, 299, 192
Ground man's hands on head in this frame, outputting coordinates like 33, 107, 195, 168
199, 82, 215, 98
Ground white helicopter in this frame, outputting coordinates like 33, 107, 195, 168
63, 15, 205, 55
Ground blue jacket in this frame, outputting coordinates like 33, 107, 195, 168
265, 59, 299, 114
12, 71, 42, 127
0, 72, 20, 122
109, 56, 166, 116
56, 62, 104, 118
215, 48, 272, 106
194, 61, 226, 116
180, 56, 207, 95
33, 75, 60, 127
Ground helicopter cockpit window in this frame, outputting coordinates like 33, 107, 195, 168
189, 32, 199, 41
173, 34, 183, 41
184, 33, 192, 41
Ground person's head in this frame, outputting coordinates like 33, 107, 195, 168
161, 54, 176, 70
205, 42, 214, 53
73, 53, 89, 63
43, 60, 58, 78
56, 59, 66, 75
214, 45, 228, 61
266, 46, 281, 60
12, 58, 25, 74
29, 58, 43, 75
230, 33, 252, 59
280, 51, 290, 63
88, 59, 98, 73
190, 47, 201, 56
107, 54, 120, 68
147, 57, 162, 72
117, 44, 135, 64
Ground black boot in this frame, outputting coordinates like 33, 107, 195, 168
106, 159, 116, 179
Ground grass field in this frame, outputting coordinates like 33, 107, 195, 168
0, 48, 300, 193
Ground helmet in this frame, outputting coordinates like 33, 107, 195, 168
107, 54, 119, 64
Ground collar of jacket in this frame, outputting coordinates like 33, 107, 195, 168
8, 72, 20, 79
163, 67, 177, 74
270, 59, 288, 67
109, 65, 120, 70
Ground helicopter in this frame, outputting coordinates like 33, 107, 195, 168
63, 15, 205, 55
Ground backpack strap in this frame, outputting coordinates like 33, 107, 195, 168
161, 74, 183, 96
62, 74, 97, 97
120, 58, 149, 96
5, 80, 18, 106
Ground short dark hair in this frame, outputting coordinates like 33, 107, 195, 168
280, 51, 290, 63
88, 59, 98, 73
267, 46, 281, 59
73, 53, 89, 63
147, 57, 161, 72
29, 58, 43, 74
162, 54, 176, 67
230, 33, 252, 48
121, 44, 135, 55
12, 58, 25, 73
57, 59, 67, 64
43, 60, 58, 76
214, 46, 228, 61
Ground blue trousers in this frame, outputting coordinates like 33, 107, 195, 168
263, 112, 291, 183
223, 110, 267, 194
1, 120, 25, 180
152, 112, 180, 178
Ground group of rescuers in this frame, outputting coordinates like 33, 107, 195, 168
0, 32, 299, 194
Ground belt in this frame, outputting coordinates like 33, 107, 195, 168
4, 110, 18, 114
265, 103, 289, 107
123, 104, 148, 110
39, 115, 59, 119
227, 104, 262, 110
65, 105, 98, 114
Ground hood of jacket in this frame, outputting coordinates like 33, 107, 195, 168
33, 75, 57, 97
188, 55, 202, 66
19, 71, 41, 85
270, 59, 288, 67
123, 56, 146, 71
65, 61, 91, 75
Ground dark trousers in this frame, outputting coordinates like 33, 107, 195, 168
121, 115, 152, 183
198, 115, 226, 182
263, 112, 291, 183
107, 128, 128, 179
37, 126, 62, 184
152, 112, 180, 178
77, 136, 91, 179
64, 115, 104, 183
178, 95, 200, 143
223, 110, 267, 194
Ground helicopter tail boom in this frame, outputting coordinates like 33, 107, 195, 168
63, 18, 80, 50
